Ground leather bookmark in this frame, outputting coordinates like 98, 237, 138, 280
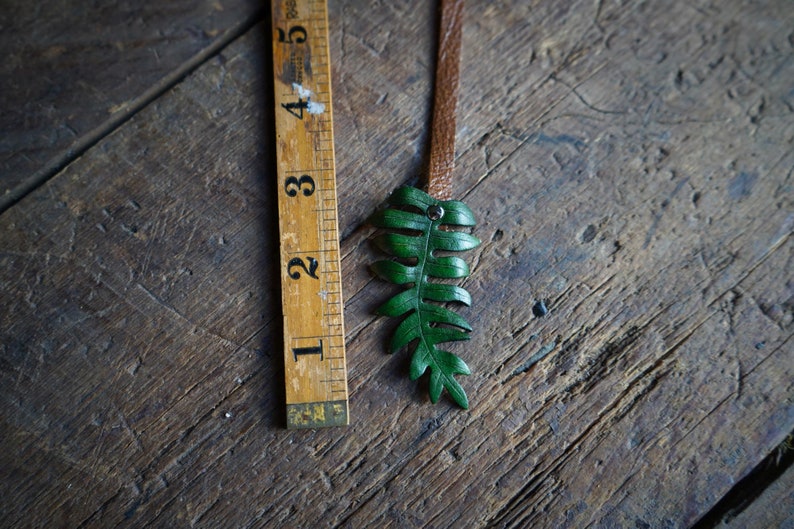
367, 0, 480, 409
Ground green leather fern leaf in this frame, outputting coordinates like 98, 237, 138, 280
368, 186, 480, 409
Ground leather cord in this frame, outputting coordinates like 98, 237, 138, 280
426, 0, 464, 201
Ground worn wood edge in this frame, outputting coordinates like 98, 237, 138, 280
723, 463, 794, 527
693, 429, 794, 527
0, 6, 265, 216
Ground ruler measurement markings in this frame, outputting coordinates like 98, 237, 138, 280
289, 249, 335, 256
273, 0, 348, 429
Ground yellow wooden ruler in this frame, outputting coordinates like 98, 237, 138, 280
271, 0, 348, 428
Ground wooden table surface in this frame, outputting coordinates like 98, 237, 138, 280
2, 1, 793, 527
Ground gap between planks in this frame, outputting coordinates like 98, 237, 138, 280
691, 427, 794, 528
0, 7, 266, 216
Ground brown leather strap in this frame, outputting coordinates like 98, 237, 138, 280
426, 0, 464, 201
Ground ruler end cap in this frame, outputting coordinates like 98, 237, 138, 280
286, 400, 349, 429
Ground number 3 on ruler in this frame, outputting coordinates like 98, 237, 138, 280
284, 175, 315, 196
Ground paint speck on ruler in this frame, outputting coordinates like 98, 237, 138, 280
292, 83, 325, 114
307, 101, 325, 114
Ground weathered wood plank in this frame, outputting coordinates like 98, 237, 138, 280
0, 0, 260, 198
1, 0, 792, 528
0, 36, 276, 525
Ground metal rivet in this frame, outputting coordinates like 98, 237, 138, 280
427, 205, 444, 220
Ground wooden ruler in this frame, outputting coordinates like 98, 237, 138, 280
271, 0, 348, 428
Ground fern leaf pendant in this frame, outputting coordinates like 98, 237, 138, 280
368, 187, 480, 408
368, 0, 476, 408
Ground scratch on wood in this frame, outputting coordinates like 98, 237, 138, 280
117, 410, 144, 453
507, 339, 558, 381
643, 176, 690, 248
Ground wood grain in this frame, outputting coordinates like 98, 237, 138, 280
0, 0, 261, 198
1, 0, 792, 527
